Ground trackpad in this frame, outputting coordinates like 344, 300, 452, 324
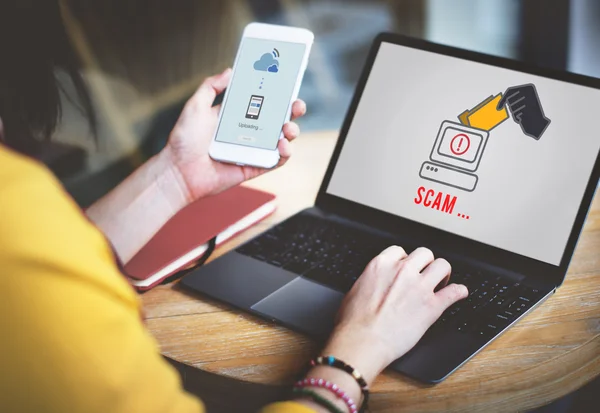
251, 277, 344, 339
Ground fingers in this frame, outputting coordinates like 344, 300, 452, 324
277, 138, 292, 161
275, 122, 300, 168
435, 283, 469, 310
378, 245, 408, 261
282, 122, 300, 142
508, 94, 526, 109
358, 245, 406, 286
497, 87, 519, 110
291, 99, 307, 120
420, 258, 452, 291
404, 247, 434, 272
376, 245, 408, 288
357, 245, 406, 298
192, 68, 232, 109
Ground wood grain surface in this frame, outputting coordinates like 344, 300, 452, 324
142, 131, 600, 412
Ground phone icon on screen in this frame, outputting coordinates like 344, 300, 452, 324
245, 95, 264, 120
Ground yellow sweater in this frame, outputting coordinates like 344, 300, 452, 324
0, 145, 313, 413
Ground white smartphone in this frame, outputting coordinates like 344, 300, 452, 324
209, 23, 314, 169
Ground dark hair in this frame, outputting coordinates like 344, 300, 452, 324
0, 1, 96, 154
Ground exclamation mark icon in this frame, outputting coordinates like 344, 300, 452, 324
450, 133, 470, 156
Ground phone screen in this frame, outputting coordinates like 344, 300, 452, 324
215, 37, 307, 150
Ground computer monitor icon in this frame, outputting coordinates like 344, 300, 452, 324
419, 121, 490, 192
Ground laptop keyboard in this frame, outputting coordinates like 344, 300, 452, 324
429, 271, 545, 340
236, 214, 547, 340
237, 214, 394, 292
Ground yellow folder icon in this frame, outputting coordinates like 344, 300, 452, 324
458, 93, 508, 131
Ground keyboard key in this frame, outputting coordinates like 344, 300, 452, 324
304, 267, 334, 286
449, 306, 462, 317
476, 291, 489, 300
495, 313, 511, 326
503, 310, 515, 318
467, 288, 480, 298
487, 296, 507, 310
283, 259, 315, 274
457, 321, 473, 333
515, 303, 528, 313
476, 323, 500, 339
254, 254, 267, 262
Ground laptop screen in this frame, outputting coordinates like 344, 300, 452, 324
326, 42, 600, 266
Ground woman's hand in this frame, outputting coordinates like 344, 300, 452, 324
293, 246, 468, 413
321, 246, 468, 385
163, 68, 307, 202
86, 69, 304, 263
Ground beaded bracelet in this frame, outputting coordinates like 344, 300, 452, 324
292, 387, 346, 413
295, 377, 358, 413
310, 356, 369, 412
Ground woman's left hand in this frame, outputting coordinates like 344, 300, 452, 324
163, 68, 307, 203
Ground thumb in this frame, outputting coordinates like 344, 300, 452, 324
496, 92, 509, 110
435, 283, 468, 312
191, 68, 232, 109
497, 86, 522, 110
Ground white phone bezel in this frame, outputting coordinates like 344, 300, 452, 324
209, 23, 314, 169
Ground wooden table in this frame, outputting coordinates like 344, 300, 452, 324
142, 131, 600, 412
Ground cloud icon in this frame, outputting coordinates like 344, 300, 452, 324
254, 53, 279, 72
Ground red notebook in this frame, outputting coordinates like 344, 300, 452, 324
124, 185, 276, 291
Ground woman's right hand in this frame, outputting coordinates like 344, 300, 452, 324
321, 245, 469, 385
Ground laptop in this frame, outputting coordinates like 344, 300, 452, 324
181, 33, 600, 384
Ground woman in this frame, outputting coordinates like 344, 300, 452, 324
0, 2, 468, 412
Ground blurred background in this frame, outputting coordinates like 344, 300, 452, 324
53, 0, 600, 209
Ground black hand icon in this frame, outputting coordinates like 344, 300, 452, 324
497, 83, 551, 140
